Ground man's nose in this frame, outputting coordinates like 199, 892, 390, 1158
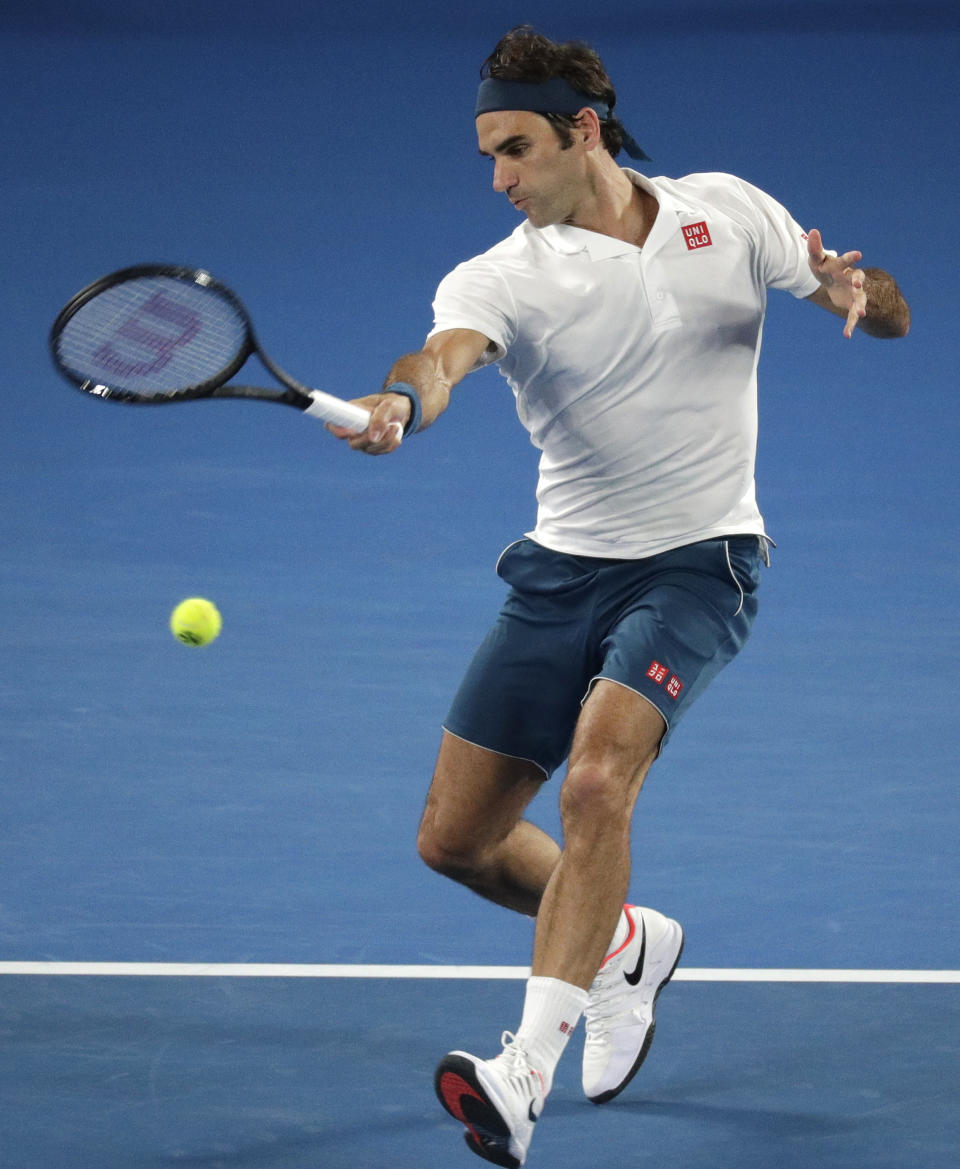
492, 159, 516, 193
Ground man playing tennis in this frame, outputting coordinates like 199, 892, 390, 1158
331, 27, 910, 1167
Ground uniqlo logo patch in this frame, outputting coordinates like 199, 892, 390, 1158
683, 221, 712, 250
647, 661, 669, 685
665, 675, 684, 699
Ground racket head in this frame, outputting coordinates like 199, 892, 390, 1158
50, 264, 261, 404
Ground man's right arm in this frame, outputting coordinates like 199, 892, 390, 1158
328, 328, 494, 455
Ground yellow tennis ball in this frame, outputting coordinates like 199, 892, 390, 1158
170, 597, 222, 647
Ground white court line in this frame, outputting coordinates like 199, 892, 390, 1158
0, 962, 958, 983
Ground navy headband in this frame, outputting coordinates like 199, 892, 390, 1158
475, 76, 650, 161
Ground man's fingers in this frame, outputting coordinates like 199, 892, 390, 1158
806, 228, 825, 262
844, 265, 866, 290
843, 280, 867, 338
368, 417, 405, 444
326, 421, 357, 439
807, 230, 869, 338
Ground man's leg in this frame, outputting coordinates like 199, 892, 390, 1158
532, 679, 664, 986
417, 730, 560, 917
434, 682, 668, 1166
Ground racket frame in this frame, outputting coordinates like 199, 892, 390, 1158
49, 264, 372, 430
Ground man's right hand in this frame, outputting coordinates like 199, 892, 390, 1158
326, 392, 409, 454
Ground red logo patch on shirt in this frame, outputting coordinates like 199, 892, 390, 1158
665, 675, 684, 699
647, 661, 669, 685
683, 221, 712, 250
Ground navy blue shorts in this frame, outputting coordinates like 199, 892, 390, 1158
443, 535, 766, 777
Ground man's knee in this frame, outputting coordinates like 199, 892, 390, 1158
560, 761, 626, 826
417, 731, 545, 882
416, 815, 485, 881
559, 751, 655, 841
559, 680, 663, 836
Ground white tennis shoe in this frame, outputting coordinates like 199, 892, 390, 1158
582, 904, 684, 1103
435, 1032, 546, 1167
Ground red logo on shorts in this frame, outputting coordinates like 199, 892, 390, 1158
648, 661, 684, 700
683, 221, 712, 250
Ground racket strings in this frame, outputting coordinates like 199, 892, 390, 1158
55, 277, 248, 395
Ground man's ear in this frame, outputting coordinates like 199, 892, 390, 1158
574, 107, 603, 151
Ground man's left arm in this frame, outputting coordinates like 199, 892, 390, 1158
805, 227, 910, 339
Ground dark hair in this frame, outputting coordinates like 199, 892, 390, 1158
480, 26, 625, 158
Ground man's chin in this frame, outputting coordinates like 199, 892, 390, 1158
520, 206, 557, 229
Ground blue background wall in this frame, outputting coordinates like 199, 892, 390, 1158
1, 0, 957, 972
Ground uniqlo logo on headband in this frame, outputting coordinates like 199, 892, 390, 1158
683, 221, 712, 250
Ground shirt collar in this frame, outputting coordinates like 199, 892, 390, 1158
535, 171, 706, 260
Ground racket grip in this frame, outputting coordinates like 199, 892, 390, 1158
303, 389, 371, 432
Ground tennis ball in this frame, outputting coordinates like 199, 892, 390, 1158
170, 597, 222, 647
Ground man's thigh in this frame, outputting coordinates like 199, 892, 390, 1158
442, 540, 604, 777
420, 730, 547, 856
594, 535, 764, 742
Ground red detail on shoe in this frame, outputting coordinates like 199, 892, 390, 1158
439, 1071, 485, 1120
438, 1070, 486, 1145
600, 904, 637, 967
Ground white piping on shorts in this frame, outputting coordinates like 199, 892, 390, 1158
440, 726, 550, 780
724, 539, 745, 618
494, 538, 526, 574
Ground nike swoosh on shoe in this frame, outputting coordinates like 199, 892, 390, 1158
623, 917, 646, 986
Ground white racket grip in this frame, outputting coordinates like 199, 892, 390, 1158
304, 389, 371, 433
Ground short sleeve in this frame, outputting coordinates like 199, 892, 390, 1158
427, 259, 518, 367
726, 176, 822, 299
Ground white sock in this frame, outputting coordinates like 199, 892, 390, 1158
514, 976, 589, 1093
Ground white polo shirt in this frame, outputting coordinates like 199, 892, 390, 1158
429, 170, 821, 558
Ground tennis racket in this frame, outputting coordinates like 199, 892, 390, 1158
49, 264, 376, 434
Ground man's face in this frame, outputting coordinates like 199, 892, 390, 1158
476, 110, 586, 228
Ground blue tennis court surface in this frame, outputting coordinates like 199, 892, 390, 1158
1, 1, 957, 1166
2, 975, 957, 1168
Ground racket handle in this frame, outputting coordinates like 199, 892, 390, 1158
303, 389, 371, 432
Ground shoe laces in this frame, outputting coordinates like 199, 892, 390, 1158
584, 1011, 608, 1041
584, 956, 622, 1025
495, 1032, 547, 1100
495, 1031, 531, 1072
584, 962, 635, 1040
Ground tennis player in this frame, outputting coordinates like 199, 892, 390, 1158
331, 27, 910, 1167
